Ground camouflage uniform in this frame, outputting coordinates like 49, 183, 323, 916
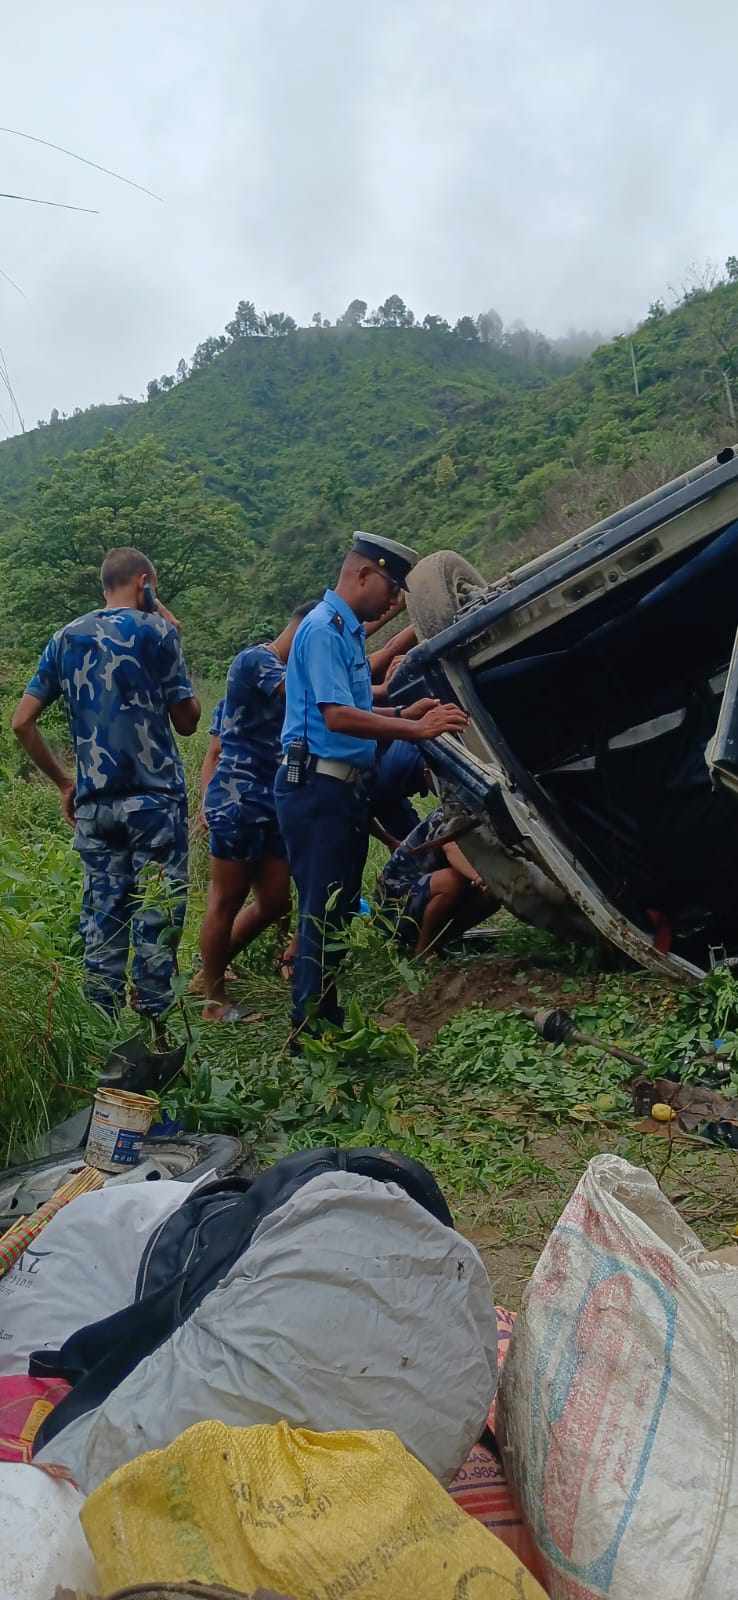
378, 806, 445, 945
203, 644, 287, 862
27, 607, 194, 1017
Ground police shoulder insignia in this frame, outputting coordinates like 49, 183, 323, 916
330, 612, 344, 633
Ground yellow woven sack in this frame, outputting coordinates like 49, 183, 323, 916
82, 1420, 547, 1599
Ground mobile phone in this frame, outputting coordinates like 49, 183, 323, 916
142, 579, 157, 614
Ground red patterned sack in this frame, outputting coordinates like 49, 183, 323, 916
0, 1375, 71, 1463
448, 1306, 547, 1589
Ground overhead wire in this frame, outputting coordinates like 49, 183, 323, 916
0, 375, 18, 433
0, 126, 163, 202
0, 123, 162, 438
0, 264, 25, 297
0, 191, 98, 213
0, 376, 22, 433
0, 345, 25, 432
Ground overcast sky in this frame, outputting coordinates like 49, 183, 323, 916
1, 0, 737, 438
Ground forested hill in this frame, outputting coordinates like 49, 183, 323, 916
0, 273, 736, 673
361, 276, 738, 575
0, 325, 551, 530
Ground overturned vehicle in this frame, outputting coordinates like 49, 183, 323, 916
397, 447, 738, 980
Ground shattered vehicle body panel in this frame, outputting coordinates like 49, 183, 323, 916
396, 449, 738, 979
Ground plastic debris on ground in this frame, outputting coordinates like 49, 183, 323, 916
632, 1074, 738, 1145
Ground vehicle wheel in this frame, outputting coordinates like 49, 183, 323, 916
407, 550, 487, 640
0, 1133, 243, 1229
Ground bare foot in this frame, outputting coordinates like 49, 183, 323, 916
202, 1003, 265, 1024
202, 1000, 229, 1021
277, 940, 297, 982
189, 966, 239, 996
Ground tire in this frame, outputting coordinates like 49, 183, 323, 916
406, 550, 487, 640
0, 1133, 244, 1229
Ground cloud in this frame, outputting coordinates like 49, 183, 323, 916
1, 0, 737, 433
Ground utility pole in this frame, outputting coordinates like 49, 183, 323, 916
720, 368, 737, 430
629, 341, 640, 398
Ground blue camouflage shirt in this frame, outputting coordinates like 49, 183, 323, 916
209, 698, 225, 738
213, 644, 286, 795
27, 608, 194, 803
380, 807, 445, 898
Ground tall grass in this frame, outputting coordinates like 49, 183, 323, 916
0, 686, 223, 1160
0, 786, 112, 1160
0, 922, 111, 1161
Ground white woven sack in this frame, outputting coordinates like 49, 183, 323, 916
0, 1180, 190, 1376
0, 1463, 96, 1600
498, 1153, 738, 1600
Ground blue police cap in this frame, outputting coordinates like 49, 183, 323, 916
351, 531, 419, 590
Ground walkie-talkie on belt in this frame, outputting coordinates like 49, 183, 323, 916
286, 692, 309, 784
286, 737, 308, 785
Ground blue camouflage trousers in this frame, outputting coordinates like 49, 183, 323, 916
74, 794, 189, 1017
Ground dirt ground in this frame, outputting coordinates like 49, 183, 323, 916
382, 946, 738, 1311
382, 953, 596, 1048
455, 1128, 604, 1309
457, 1121, 738, 1309
382, 953, 603, 1308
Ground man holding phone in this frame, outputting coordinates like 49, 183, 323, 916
12, 546, 201, 1021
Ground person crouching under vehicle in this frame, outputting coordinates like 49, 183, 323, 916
378, 806, 499, 955
199, 602, 319, 1020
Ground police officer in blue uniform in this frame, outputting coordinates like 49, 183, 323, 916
275, 532, 468, 1033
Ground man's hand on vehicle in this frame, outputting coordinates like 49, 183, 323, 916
400, 696, 439, 719
415, 704, 468, 739
383, 654, 407, 686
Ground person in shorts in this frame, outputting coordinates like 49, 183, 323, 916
199, 603, 317, 1018
198, 697, 224, 818
379, 806, 498, 955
